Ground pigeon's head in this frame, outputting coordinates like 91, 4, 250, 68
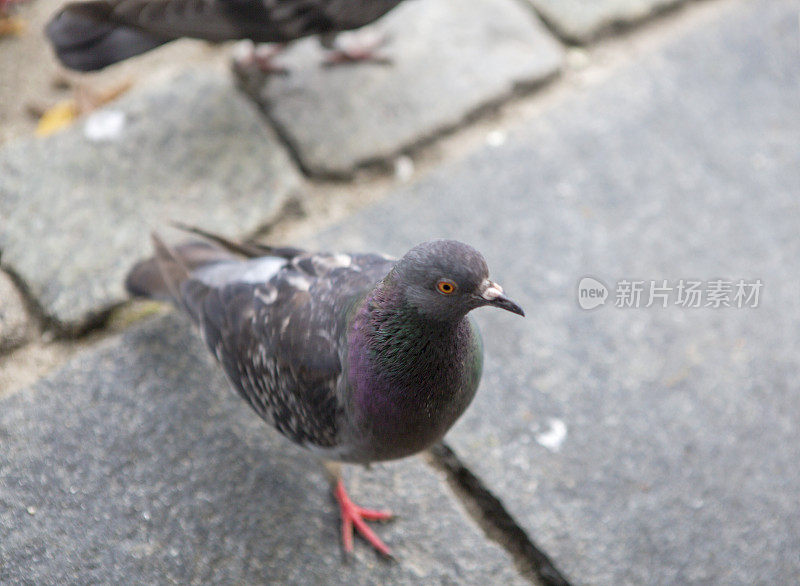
393, 240, 525, 322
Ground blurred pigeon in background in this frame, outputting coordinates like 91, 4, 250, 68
46, 0, 406, 71
126, 228, 523, 556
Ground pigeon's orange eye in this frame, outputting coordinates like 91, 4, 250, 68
437, 280, 457, 295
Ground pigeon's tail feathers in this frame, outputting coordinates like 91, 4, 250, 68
150, 233, 193, 306
46, 2, 171, 72
172, 222, 306, 260
125, 234, 237, 304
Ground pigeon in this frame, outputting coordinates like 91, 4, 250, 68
45, 0, 405, 72
126, 228, 524, 556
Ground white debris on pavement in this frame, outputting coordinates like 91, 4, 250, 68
535, 418, 567, 452
84, 110, 126, 142
394, 155, 415, 183
486, 130, 507, 147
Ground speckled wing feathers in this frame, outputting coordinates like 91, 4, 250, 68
179, 248, 396, 448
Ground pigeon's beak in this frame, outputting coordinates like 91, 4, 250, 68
480, 280, 525, 317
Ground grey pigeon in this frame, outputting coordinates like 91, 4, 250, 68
45, 0, 405, 71
126, 229, 524, 556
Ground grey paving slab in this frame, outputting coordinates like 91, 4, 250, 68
0, 69, 301, 330
304, 0, 800, 583
244, 0, 564, 177
525, 0, 688, 43
0, 271, 31, 353
0, 313, 526, 584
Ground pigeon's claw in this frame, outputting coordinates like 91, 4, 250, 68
322, 30, 392, 67
233, 41, 289, 76
334, 478, 394, 557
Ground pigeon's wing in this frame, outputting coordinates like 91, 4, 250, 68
93, 0, 333, 43
182, 249, 395, 448
56, 0, 401, 44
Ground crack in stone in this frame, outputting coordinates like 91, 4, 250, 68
0, 265, 34, 355
0, 263, 50, 335
512, 0, 705, 46
0, 261, 126, 340
428, 441, 572, 586
233, 72, 325, 180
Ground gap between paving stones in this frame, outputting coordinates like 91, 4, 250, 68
0, 261, 125, 339
428, 443, 572, 586
0, 268, 34, 355
243, 71, 561, 182
519, 0, 692, 45
0, 263, 55, 341
239, 0, 565, 178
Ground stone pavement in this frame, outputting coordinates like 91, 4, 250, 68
2, 0, 799, 584
0, 70, 301, 331
242, 0, 564, 177
0, 314, 526, 584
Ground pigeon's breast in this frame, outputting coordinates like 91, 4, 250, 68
343, 316, 483, 463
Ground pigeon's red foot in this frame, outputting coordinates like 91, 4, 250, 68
233, 41, 289, 75
323, 31, 392, 67
334, 478, 394, 557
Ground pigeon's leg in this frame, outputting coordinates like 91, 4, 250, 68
324, 462, 394, 557
232, 40, 289, 75
319, 30, 392, 67
0, 0, 30, 19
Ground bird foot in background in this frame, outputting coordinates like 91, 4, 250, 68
0, 0, 24, 12
232, 41, 289, 76
322, 30, 392, 67
334, 478, 394, 557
